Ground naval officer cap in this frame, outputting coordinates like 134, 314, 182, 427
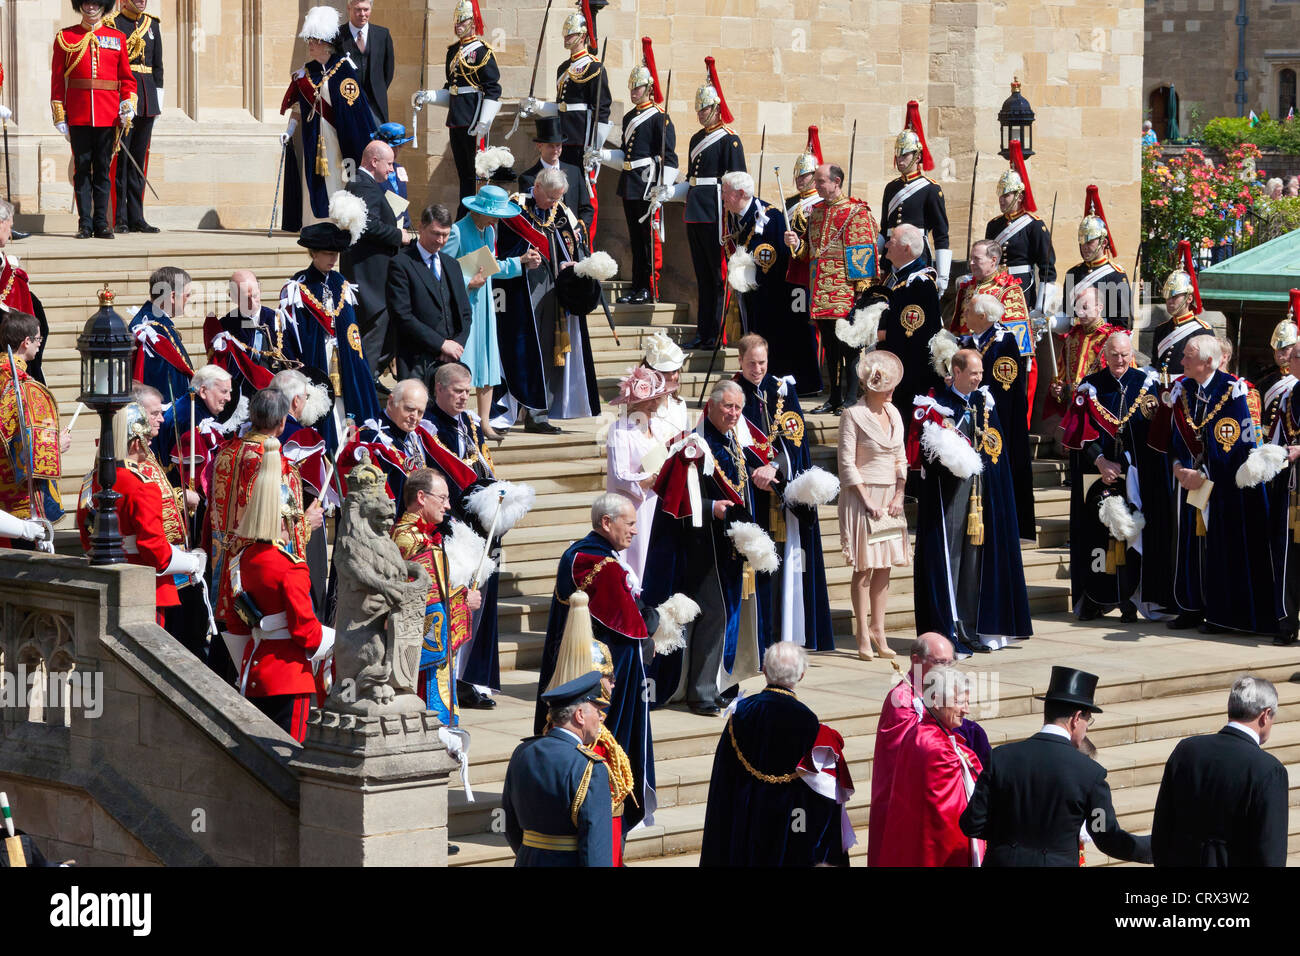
541, 670, 604, 709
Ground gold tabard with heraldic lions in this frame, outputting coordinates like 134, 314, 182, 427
790, 196, 880, 321
0, 352, 62, 523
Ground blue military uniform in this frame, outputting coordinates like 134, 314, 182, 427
502, 672, 614, 867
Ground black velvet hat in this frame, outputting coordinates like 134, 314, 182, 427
1037, 666, 1103, 714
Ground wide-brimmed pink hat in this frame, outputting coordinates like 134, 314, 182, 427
611, 366, 668, 405
857, 349, 903, 392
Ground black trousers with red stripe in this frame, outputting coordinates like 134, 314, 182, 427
251, 693, 313, 743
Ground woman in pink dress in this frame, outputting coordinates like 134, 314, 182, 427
837, 350, 911, 660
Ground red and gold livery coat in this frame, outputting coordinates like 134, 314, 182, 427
50, 22, 138, 127
949, 268, 1030, 335
0, 355, 62, 521
790, 196, 879, 321
391, 512, 472, 657
208, 432, 308, 625
1048, 320, 1124, 413
77, 458, 179, 610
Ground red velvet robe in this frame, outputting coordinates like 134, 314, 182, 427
868, 679, 920, 868
876, 716, 984, 867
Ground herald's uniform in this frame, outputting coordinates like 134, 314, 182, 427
0, 354, 63, 527
391, 512, 472, 726
790, 195, 879, 409
1064, 257, 1132, 329
444, 35, 501, 210
103, 7, 162, 229
227, 541, 325, 742
207, 432, 309, 627
50, 22, 138, 233
77, 458, 179, 616
685, 122, 745, 345
1050, 320, 1124, 412
950, 268, 1036, 426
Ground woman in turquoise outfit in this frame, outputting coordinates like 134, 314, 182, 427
445, 184, 542, 439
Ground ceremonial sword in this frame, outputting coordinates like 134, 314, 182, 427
506, 0, 554, 139
756, 125, 766, 201
583, 37, 610, 178
413, 0, 430, 144
269, 142, 286, 238
846, 119, 857, 196
115, 121, 160, 201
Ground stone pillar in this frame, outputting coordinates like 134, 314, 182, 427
291, 709, 459, 867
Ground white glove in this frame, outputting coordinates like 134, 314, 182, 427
280, 117, 298, 147
413, 89, 450, 109
660, 165, 679, 186
468, 97, 500, 139
413, 89, 432, 107
935, 248, 953, 297
164, 545, 206, 577
157, 87, 165, 112
0, 105, 11, 122
119, 102, 135, 122
662, 181, 690, 204
594, 121, 613, 147
583, 146, 602, 168
310, 625, 336, 666
520, 95, 542, 116
55, 121, 70, 141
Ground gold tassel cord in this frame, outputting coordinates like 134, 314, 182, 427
741, 562, 756, 600
553, 320, 570, 367
1114, 537, 1126, 567
966, 478, 984, 546
769, 493, 786, 543
1291, 491, 1300, 545
1195, 508, 1206, 537
316, 133, 330, 177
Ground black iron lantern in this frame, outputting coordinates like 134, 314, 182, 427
76, 284, 134, 565
998, 77, 1036, 160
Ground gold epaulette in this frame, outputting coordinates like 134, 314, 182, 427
576, 743, 604, 762
276, 543, 306, 563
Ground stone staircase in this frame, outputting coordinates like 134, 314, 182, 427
27, 230, 1298, 868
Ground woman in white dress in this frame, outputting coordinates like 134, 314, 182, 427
605, 366, 670, 580
838, 350, 911, 659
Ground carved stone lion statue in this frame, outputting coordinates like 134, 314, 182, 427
326, 462, 430, 716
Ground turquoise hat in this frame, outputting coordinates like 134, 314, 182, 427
462, 184, 522, 219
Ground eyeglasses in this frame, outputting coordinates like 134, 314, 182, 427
423, 492, 450, 504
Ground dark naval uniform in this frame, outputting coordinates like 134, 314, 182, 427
1064, 256, 1132, 329
503, 672, 614, 867
104, 5, 162, 232
880, 171, 949, 269
685, 123, 746, 346
554, 48, 612, 171
616, 101, 677, 297
444, 34, 501, 211
985, 211, 1055, 313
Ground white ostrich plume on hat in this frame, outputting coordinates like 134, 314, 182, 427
929, 328, 960, 378
783, 466, 840, 508
644, 330, 684, 372
574, 251, 618, 281
465, 480, 536, 534
1236, 443, 1288, 488
300, 383, 332, 427
299, 5, 341, 42
475, 146, 515, 179
727, 249, 758, 293
1098, 494, 1145, 545
651, 593, 701, 654
726, 520, 780, 574
329, 190, 368, 246
836, 301, 885, 349
445, 518, 495, 590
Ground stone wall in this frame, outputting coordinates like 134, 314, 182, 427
0, 551, 300, 866
1144, 0, 1300, 127
1, 0, 1144, 289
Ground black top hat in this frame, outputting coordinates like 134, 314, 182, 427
298, 222, 352, 253
1036, 666, 1103, 714
533, 116, 565, 144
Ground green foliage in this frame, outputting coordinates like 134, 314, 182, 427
1201, 114, 1300, 154
1252, 196, 1300, 245
1140, 144, 1265, 291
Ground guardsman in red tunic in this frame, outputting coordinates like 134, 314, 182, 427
207, 387, 318, 635
390, 467, 480, 726
77, 402, 205, 625
51, 0, 138, 239
223, 437, 333, 743
0, 310, 68, 544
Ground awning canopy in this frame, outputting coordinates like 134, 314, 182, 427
1198, 229, 1300, 306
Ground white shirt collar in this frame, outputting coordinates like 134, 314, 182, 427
417, 241, 437, 266
360, 167, 376, 182
1039, 723, 1072, 741
542, 160, 560, 172
951, 387, 971, 403
1227, 721, 1261, 745
551, 726, 581, 744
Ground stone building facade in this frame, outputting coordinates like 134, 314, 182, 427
1144, 0, 1300, 131
0, 1, 1143, 282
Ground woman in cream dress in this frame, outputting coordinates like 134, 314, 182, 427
838, 350, 911, 659
605, 367, 670, 580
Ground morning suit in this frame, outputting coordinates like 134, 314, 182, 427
386, 239, 473, 389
